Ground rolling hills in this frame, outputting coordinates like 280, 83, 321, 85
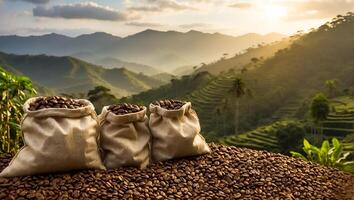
196, 38, 292, 75
0, 52, 164, 98
0, 30, 285, 72
124, 13, 354, 143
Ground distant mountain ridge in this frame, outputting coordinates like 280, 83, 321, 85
0, 32, 121, 56
0, 30, 286, 72
0, 51, 164, 98
122, 13, 354, 138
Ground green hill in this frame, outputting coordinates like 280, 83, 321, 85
0, 52, 164, 98
121, 71, 214, 104
196, 38, 292, 75
125, 13, 354, 141
219, 96, 354, 155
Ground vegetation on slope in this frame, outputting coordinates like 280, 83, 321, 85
0, 67, 36, 153
121, 71, 214, 105
0, 52, 165, 98
125, 13, 354, 144
196, 38, 291, 75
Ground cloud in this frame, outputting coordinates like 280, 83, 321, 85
125, 22, 164, 27
229, 2, 253, 9
33, 2, 138, 21
128, 0, 194, 12
282, 0, 354, 21
21, 0, 49, 4
179, 23, 210, 29
7, 0, 49, 4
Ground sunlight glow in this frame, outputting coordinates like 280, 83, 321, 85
264, 5, 288, 21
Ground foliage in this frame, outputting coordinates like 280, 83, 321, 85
325, 80, 338, 98
228, 77, 247, 135
276, 121, 306, 154
0, 52, 164, 99
291, 138, 354, 172
0, 67, 36, 153
311, 93, 330, 123
220, 120, 305, 154
88, 86, 117, 113
122, 71, 213, 106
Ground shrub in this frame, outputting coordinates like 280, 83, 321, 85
291, 138, 354, 172
276, 121, 306, 154
0, 67, 36, 153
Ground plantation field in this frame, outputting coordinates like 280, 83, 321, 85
325, 96, 354, 153
219, 96, 354, 154
185, 72, 237, 133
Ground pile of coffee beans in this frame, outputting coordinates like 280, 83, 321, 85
153, 99, 185, 110
1, 144, 353, 199
28, 96, 84, 111
108, 103, 144, 115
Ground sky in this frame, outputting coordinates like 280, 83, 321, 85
0, 0, 353, 37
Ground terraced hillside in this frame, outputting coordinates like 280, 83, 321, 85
323, 96, 354, 153
185, 72, 237, 132
218, 121, 304, 153
219, 124, 281, 152
271, 91, 313, 121
219, 96, 354, 155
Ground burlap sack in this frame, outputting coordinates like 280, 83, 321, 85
99, 106, 150, 169
149, 102, 210, 161
0, 97, 105, 177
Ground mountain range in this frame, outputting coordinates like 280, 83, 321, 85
0, 30, 286, 73
0, 52, 164, 98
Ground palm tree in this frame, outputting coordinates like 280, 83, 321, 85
228, 78, 247, 135
325, 80, 337, 98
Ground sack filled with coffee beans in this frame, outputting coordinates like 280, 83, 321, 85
0, 96, 105, 177
149, 99, 210, 161
99, 103, 150, 169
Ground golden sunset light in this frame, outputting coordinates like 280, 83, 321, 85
0, 0, 354, 199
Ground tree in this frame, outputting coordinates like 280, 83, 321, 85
0, 67, 36, 153
310, 93, 330, 142
87, 86, 117, 112
325, 80, 337, 98
276, 121, 306, 154
241, 67, 248, 74
228, 78, 247, 135
251, 57, 259, 63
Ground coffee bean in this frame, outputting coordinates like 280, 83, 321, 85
28, 96, 84, 111
108, 103, 144, 115
153, 99, 186, 110
0, 144, 352, 199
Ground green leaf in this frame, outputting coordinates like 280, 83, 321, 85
332, 138, 340, 148
290, 151, 308, 161
303, 139, 311, 149
319, 140, 330, 165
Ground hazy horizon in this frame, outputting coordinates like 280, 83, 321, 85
1, 0, 354, 37
0, 28, 288, 38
